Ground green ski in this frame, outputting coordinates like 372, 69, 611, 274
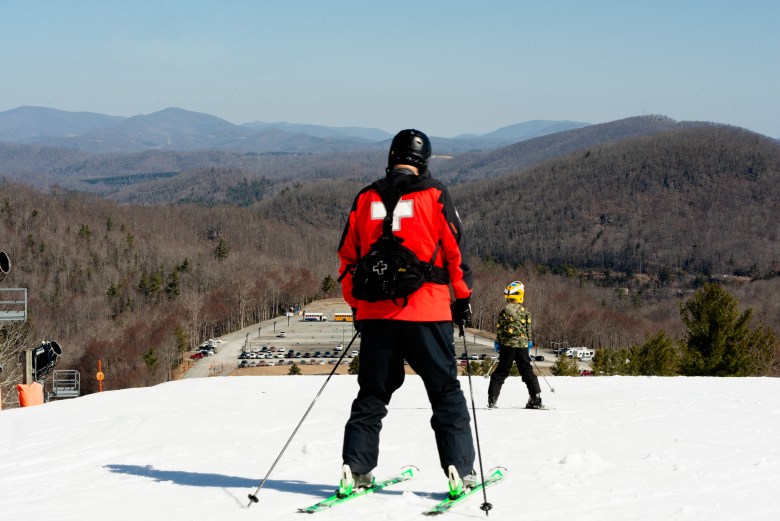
423, 466, 507, 516
298, 465, 417, 514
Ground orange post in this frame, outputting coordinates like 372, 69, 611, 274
96, 359, 104, 392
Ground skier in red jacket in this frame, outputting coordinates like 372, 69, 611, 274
336, 129, 477, 498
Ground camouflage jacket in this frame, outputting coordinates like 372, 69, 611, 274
496, 302, 532, 348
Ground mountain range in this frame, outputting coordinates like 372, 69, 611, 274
0, 106, 591, 154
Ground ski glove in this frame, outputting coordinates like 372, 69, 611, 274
451, 297, 473, 328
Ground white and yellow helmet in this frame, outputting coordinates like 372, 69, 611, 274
504, 281, 524, 303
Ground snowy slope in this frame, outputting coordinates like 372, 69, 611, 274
1, 375, 779, 520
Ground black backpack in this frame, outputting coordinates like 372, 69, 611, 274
344, 179, 448, 305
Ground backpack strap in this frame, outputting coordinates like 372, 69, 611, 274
372, 179, 402, 239
371, 178, 449, 285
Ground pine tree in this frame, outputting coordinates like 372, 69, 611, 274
680, 283, 776, 376
635, 331, 680, 376
348, 355, 360, 375
215, 239, 230, 260
552, 352, 580, 376
320, 274, 337, 295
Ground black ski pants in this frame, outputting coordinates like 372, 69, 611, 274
488, 345, 541, 401
342, 320, 475, 478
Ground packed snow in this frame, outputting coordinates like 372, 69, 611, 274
2, 374, 779, 520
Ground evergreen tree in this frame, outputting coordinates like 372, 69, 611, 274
165, 269, 181, 300
143, 347, 159, 385
215, 239, 230, 260
551, 353, 579, 376
592, 347, 634, 375
320, 274, 337, 295
288, 362, 302, 375
348, 355, 360, 375
680, 283, 777, 376
635, 331, 680, 376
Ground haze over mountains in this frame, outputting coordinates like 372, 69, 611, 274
0, 106, 591, 154
0, 105, 754, 204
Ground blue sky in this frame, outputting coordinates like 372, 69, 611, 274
1, 0, 778, 138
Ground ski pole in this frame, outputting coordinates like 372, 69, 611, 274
247, 330, 360, 508
460, 324, 493, 515
530, 357, 555, 393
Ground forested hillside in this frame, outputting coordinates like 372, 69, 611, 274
2, 120, 779, 402
454, 125, 780, 278
0, 182, 337, 396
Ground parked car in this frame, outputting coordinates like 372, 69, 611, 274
531, 355, 545, 362
190, 352, 204, 360
334, 344, 343, 351
277, 332, 287, 338
238, 360, 249, 368
350, 350, 359, 357
580, 369, 594, 376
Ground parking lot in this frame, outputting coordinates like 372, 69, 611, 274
184, 297, 588, 377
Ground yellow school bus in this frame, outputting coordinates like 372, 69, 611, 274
333, 312, 353, 322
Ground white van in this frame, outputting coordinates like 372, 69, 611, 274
579, 349, 595, 361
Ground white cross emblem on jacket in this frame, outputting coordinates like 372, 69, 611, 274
371, 199, 414, 231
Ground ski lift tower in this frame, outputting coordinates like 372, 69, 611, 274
0, 251, 26, 323
1, 250, 80, 401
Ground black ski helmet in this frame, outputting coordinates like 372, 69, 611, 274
388, 129, 431, 172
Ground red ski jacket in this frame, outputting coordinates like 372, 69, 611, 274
338, 168, 472, 322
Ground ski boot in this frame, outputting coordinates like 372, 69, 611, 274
525, 393, 544, 409
338, 464, 374, 498
487, 395, 498, 409
447, 465, 478, 499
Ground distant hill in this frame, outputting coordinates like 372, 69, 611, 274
0, 105, 596, 154
242, 121, 392, 142
435, 115, 707, 182
0, 106, 124, 143
222, 127, 386, 154
39, 108, 256, 153
478, 119, 591, 141
251, 124, 780, 281
451, 125, 780, 278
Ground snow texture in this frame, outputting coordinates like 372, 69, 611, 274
1, 375, 779, 520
